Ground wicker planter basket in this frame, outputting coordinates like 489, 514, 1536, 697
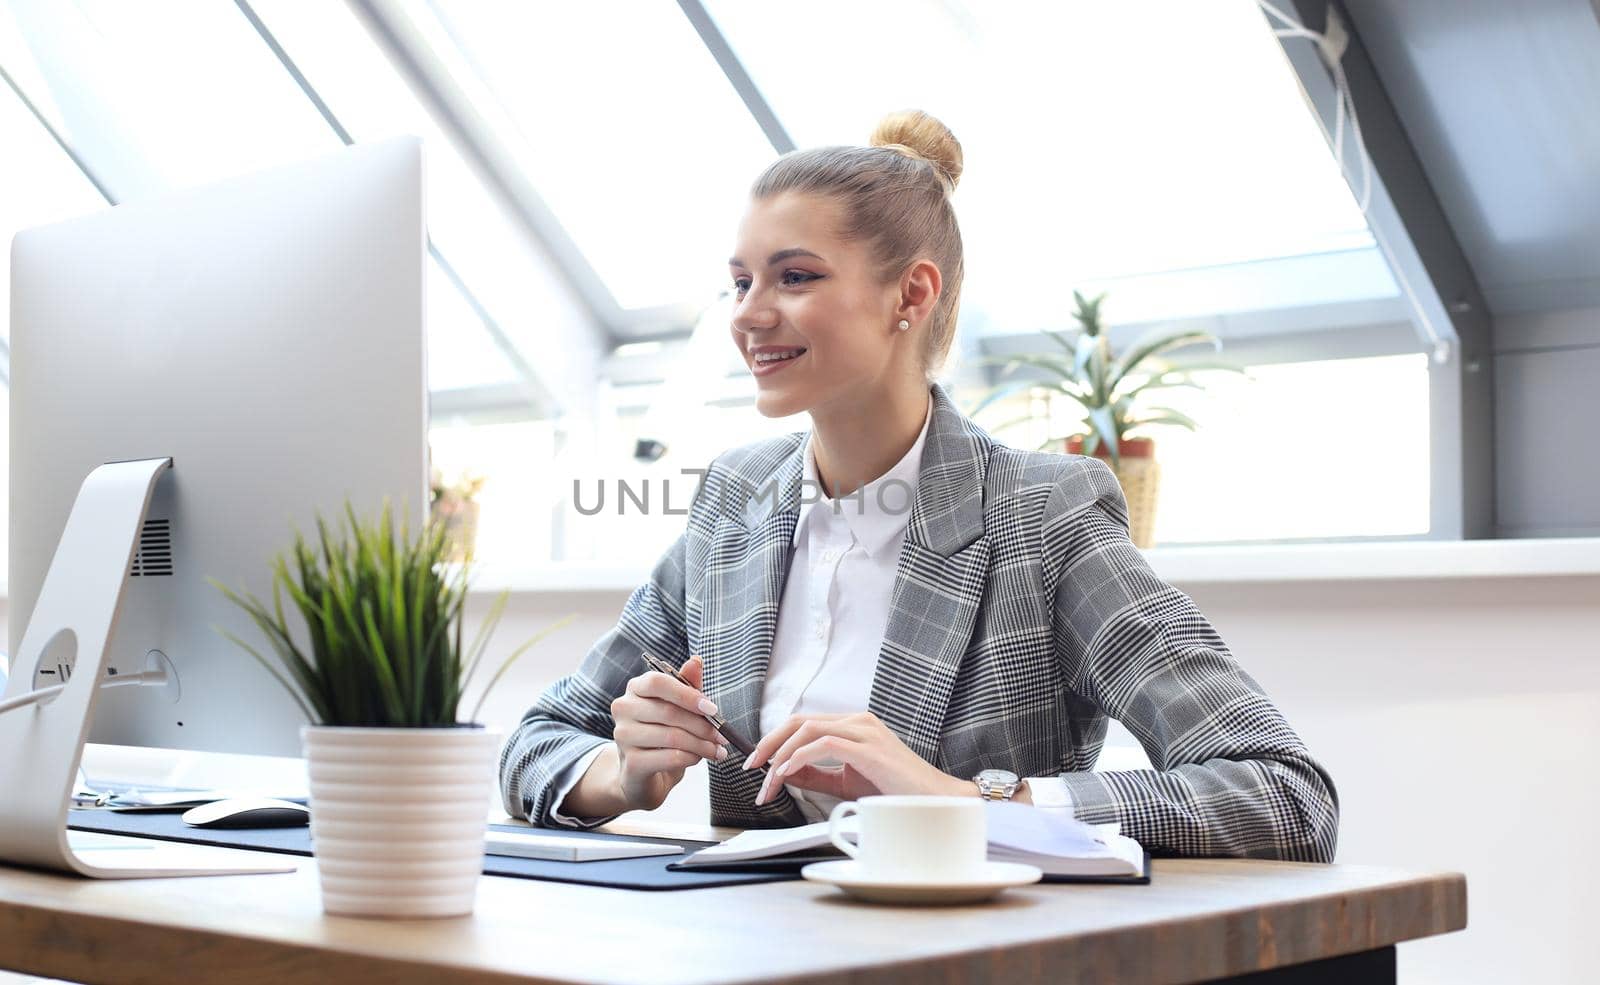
1063, 436, 1160, 548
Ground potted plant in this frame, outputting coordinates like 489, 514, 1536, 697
212, 502, 564, 918
430, 464, 486, 563
972, 291, 1244, 548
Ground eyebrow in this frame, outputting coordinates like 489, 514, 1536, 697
727, 248, 825, 268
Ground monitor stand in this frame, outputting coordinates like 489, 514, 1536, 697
0, 457, 292, 878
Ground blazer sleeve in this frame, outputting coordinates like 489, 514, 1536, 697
497, 531, 692, 828
1043, 458, 1340, 862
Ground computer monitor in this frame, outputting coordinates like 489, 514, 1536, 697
8, 137, 428, 758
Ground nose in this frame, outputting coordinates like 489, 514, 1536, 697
730, 287, 778, 338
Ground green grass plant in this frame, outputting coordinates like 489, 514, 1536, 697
212, 500, 566, 727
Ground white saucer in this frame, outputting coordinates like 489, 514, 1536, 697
800, 860, 1043, 905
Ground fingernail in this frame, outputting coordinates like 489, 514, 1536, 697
698, 698, 718, 716
716, 746, 729, 761
775, 760, 790, 778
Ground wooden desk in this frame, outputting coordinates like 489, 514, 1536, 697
0, 819, 1465, 985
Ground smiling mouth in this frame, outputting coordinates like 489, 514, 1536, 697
752, 347, 807, 366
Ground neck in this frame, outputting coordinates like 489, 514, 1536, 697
808, 382, 932, 499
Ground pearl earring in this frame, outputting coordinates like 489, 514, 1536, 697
897, 319, 910, 332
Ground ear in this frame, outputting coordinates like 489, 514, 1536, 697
895, 259, 943, 330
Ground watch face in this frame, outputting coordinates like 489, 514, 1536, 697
978, 769, 1020, 785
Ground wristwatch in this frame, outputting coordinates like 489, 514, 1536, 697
973, 768, 1021, 801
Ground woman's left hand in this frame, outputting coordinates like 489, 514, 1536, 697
742, 712, 968, 806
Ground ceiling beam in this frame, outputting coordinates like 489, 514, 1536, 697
676, 0, 796, 154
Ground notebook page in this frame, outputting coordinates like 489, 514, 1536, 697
684, 817, 851, 863
983, 801, 1112, 858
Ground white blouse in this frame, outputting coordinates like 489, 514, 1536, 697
553, 395, 1074, 824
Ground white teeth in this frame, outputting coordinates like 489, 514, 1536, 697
754, 349, 805, 364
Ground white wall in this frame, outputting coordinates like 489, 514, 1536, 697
4, 572, 1595, 984
1184, 575, 1599, 985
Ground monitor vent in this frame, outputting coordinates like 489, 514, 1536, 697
130, 519, 173, 577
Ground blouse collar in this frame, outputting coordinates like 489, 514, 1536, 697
793, 393, 934, 559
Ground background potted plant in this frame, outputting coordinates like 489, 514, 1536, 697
972, 291, 1245, 548
212, 502, 565, 918
430, 462, 486, 563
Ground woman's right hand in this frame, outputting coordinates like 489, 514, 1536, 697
609, 654, 728, 811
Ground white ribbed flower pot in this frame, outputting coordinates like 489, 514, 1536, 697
302, 725, 499, 918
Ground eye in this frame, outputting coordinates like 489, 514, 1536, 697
731, 270, 819, 297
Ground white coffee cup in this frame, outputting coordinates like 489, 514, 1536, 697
827, 795, 987, 881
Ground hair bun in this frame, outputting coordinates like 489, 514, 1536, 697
870, 110, 963, 192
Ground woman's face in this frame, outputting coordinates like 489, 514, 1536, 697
728, 191, 915, 419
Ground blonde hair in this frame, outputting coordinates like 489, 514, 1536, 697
750, 110, 965, 380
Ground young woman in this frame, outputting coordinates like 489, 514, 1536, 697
501, 111, 1338, 861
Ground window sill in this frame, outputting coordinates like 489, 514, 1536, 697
1142, 537, 1600, 584
463, 537, 1600, 596
0, 539, 1590, 604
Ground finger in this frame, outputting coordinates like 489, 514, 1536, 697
758, 717, 869, 780
679, 654, 704, 690
625, 697, 723, 745
756, 727, 855, 805
775, 735, 866, 780
744, 713, 853, 771
781, 763, 857, 801
629, 670, 717, 718
614, 721, 727, 762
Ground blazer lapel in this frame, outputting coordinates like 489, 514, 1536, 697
701, 444, 807, 827
701, 386, 992, 822
867, 386, 992, 768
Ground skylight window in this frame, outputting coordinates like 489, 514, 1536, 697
0, 72, 105, 347
402, 1, 776, 311
704, 0, 1387, 329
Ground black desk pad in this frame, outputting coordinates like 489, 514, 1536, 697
66, 809, 796, 892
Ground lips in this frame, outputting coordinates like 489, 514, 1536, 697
750, 347, 807, 377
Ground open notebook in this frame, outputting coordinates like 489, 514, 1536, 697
677, 801, 1148, 881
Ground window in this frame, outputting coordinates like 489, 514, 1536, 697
3, 0, 335, 201
0, 1, 1459, 576
394, 0, 776, 312
703, 0, 1394, 337
964, 354, 1431, 544
249, 0, 600, 408
0, 55, 107, 348
0, 54, 109, 585
1, 0, 573, 407
1149, 355, 1430, 542
431, 370, 811, 569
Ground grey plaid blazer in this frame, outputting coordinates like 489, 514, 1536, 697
501, 385, 1338, 861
